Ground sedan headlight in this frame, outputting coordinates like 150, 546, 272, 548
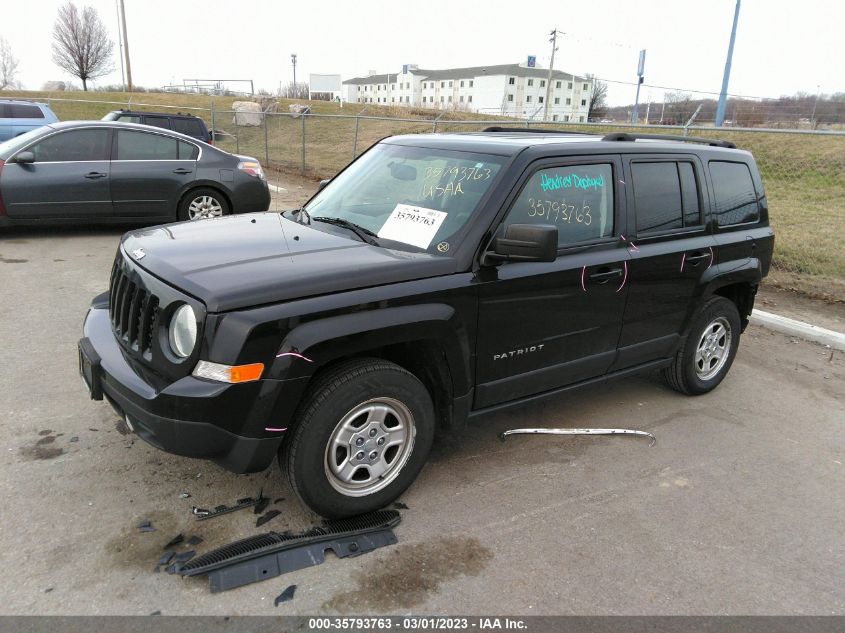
168, 304, 197, 358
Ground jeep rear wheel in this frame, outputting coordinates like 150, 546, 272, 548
281, 358, 435, 518
663, 296, 741, 395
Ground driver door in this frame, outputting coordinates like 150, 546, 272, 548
474, 157, 630, 409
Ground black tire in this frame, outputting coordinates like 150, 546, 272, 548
663, 296, 742, 395
177, 187, 230, 221
281, 358, 435, 518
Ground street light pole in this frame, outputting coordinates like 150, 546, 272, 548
291, 53, 297, 97
715, 0, 741, 127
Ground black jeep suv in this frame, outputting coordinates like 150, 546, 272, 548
78, 128, 774, 518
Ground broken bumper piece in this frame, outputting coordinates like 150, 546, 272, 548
179, 509, 401, 592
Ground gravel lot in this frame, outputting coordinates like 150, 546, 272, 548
0, 195, 843, 615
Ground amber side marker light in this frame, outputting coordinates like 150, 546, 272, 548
192, 360, 264, 383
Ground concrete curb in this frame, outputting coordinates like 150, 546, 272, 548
268, 183, 287, 194
750, 309, 845, 351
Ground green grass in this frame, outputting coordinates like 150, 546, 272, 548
3, 89, 844, 280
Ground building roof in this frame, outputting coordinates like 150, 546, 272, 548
343, 63, 587, 85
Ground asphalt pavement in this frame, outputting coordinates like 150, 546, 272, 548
0, 222, 842, 616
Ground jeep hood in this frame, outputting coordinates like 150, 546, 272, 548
121, 212, 454, 312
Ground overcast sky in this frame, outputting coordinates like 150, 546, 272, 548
2, 0, 842, 106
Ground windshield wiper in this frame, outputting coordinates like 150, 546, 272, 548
312, 216, 379, 245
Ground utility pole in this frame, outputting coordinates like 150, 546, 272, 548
543, 29, 562, 122
291, 53, 297, 97
118, 0, 132, 91
114, 0, 125, 90
715, 0, 741, 127
810, 84, 821, 128
631, 49, 645, 123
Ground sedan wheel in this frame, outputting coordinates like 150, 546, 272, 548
187, 195, 224, 220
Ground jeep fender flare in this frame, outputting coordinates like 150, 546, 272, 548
268, 303, 472, 395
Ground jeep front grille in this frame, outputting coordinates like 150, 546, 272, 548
109, 257, 159, 354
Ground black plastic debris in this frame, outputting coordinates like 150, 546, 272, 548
150, 610, 161, 616
164, 534, 184, 549
173, 550, 196, 564
193, 496, 263, 521
137, 520, 152, 529
44, 588, 53, 593
254, 497, 270, 515
158, 551, 175, 566
255, 509, 281, 528
187, 535, 204, 546
139, 526, 156, 533
393, 502, 409, 510
88, 428, 98, 432
274, 584, 296, 606
181, 510, 401, 593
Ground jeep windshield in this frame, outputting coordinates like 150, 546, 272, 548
296, 143, 506, 254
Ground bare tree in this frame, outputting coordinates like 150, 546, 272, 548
586, 74, 608, 121
0, 37, 20, 90
51, 2, 114, 91
279, 81, 309, 100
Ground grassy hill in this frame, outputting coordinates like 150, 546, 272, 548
2, 89, 843, 282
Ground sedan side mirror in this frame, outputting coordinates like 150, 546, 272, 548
15, 151, 35, 164
317, 179, 331, 192
485, 224, 558, 264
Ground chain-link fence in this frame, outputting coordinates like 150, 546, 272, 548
38, 97, 845, 281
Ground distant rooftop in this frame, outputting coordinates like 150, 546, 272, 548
343, 63, 587, 85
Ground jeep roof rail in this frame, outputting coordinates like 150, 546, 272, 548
482, 126, 593, 135
601, 132, 736, 149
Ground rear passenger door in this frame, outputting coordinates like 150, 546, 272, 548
110, 129, 198, 218
612, 154, 715, 370
474, 157, 630, 408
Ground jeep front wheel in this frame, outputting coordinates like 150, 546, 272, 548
281, 359, 435, 518
663, 296, 741, 395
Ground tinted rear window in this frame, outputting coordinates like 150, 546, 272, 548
115, 130, 178, 160
9, 104, 45, 119
709, 161, 759, 226
178, 140, 199, 160
143, 116, 172, 130
632, 162, 683, 233
171, 118, 205, 138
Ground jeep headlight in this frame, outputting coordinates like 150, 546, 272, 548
169, 304, 197, 358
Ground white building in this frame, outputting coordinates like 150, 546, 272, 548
342, 63, 593, 122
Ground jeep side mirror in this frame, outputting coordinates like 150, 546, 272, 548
486, 224, 558, 263
15, 151, 35, 164
317, 179, 331, 191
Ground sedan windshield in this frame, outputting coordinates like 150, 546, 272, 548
302, 143, 505, 254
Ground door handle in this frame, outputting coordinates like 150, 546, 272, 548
173, 168, 193, 175
589, 268, 624, 283
685, 251, 710, 266
84, 172, 107, 179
